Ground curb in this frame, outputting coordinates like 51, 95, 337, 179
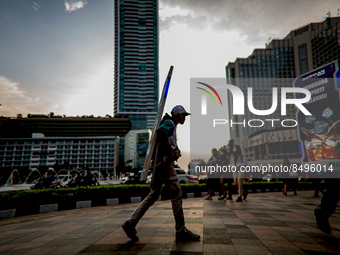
39, 204, 58, 214
0, 187, 313, 219
0, 209, 16, 219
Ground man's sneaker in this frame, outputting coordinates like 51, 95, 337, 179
236, 196, 243, 202
217, 195, 226, 200
176, 228, 200, 242
314, 207, 331, 234
243, 190, 248, 201
122, 220, 139, 242
204, 195, 212, 200
227, 196, 233, 200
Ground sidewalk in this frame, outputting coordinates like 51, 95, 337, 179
0, 190, 340, 254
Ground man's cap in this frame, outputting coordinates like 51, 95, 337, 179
171, 105, 191, 116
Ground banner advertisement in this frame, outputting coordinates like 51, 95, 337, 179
294, 61, 340, 175
190, 74, 340, 179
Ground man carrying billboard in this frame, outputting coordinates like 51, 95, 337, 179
122, 105, 200, 242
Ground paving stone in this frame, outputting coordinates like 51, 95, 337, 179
1, 190, 339, 254
203, 244, 237, 253
172, 242, 203, 252
267, 247, 307, 255
234, 245, 272, 254
140, 242, 173, 252
231, 239, 263, 246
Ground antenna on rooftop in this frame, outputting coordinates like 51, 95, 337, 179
265, 37, 272, 47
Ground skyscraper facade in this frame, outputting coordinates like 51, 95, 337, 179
311, 17, 340, 69
226, 38, 296, 145
114, 0, 159, 130
226, 16, 340, 164
0, 116, 131, 174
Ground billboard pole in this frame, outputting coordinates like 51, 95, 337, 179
141, 66, 174, 181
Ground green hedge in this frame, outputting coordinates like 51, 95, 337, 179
0, 182, 317, 216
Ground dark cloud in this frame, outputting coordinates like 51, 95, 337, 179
0, 1, 114, 116
160, 0, 340, 45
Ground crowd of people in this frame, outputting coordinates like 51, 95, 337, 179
31, 168, 98, 189
67, 170, 98, 187
203, 144, 248, 202
201, 146, 339, 236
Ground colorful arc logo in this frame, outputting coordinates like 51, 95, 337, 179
196, 82, 223, 106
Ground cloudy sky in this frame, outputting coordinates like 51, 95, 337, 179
1, 0, 340, 167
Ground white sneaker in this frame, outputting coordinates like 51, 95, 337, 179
204, 195, 212, 200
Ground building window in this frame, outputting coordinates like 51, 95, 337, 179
298, 43, 308, 74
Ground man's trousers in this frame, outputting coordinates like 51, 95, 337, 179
128, 166, 185, 232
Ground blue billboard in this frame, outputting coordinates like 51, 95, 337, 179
294, 60, 340, 171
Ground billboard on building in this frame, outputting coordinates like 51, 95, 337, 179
294, 60, 340, 173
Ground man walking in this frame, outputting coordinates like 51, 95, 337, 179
314, 178, 340, 234
122, 105, 200, 242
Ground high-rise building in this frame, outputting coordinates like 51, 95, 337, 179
282, 17, 340, 76
226, 16, 340, 165
114, 0, 159, 130
311, 17, 340, 69
124, 129, 152, 167
226, 38, 296, 147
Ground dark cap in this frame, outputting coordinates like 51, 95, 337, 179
171, 105, 191, 116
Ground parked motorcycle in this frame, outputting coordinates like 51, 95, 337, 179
30, 176, 63, 189
64, 173, 100, 188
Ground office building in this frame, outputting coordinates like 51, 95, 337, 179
114, 0, 159, 130
0, 116, 131, 174
226, 16, 340, 165
311, 17, 340, 69
0, 135, 119, 174
283, 17, 340, 75
124, 129, 152, 167
242, 128, 301, 166
226, 38, 296, 147
0, 115, 131, 138
188, 159, 205, 175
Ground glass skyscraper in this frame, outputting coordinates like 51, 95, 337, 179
114, 0, 159, 130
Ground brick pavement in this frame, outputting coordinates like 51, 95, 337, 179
0, 190, 340, 254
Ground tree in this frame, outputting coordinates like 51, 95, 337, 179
173, 163, 181, 169
17, 113, 22, 118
